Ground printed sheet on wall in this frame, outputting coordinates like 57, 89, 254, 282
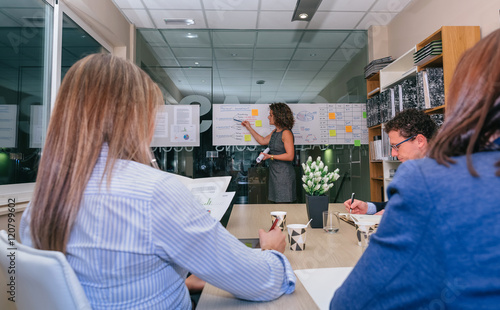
212, 103, 368, 146
151, 105, 200, 147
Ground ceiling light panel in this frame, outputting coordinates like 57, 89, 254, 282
205, 11, 258, 29
149, 10, 207, 28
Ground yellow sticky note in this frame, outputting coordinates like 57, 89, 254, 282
345, 126, 353, 133
252, 109, 258, 116
255, 120, 262, 127
244, 134, 251, 141
329, 130, 337, 137
329, 113, 336, 120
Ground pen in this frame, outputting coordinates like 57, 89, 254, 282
233, 118, 242, 123
350, 193, 355, 213
269, 218, 279, 231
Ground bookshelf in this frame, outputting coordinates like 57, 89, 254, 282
367, 26, 480, 202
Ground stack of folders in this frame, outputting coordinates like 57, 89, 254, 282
364, 56, 394, 79
416, 68, 445, 109
413, 40, 442, 66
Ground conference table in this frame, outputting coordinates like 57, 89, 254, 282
197, 203, 364, 309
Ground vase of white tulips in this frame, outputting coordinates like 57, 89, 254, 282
302, 156, 340, 228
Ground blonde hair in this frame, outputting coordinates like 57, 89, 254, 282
30, 53, 163, 252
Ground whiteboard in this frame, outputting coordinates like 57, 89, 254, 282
213, 103, 368, 146
151, 105, 200, 147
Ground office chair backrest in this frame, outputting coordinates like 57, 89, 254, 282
0, 230, 91, 310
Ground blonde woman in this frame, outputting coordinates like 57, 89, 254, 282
20, 54, 295, 309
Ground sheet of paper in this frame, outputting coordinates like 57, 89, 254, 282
204, 192, 235, 221
295, 267, 353, 310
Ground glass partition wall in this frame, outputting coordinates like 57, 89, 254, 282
137, 29, 370, 207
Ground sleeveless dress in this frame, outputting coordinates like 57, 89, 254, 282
268, 130, 296, 203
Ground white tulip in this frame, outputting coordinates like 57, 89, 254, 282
314, 184, 321, 191
319, 162, 324, 169
323, 166, 328, 172
308, 180, 313, 187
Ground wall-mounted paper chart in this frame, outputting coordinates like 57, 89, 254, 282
151, 105, 200, 147
213, 103, 368, 146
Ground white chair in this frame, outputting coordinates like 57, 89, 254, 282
0, 230, 91, 310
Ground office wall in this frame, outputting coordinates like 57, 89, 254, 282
63, 0, 134, 59
387, 0, 500, 58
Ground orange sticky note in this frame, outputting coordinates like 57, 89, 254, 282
329, 113, 336, 120
329, 130, 337, 137
345, 126, 353, 133
252, 109, 258, 116
255, 120, 262, 127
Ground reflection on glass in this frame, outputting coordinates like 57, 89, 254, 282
0, 0, 51, 185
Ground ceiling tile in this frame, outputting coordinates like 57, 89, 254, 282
260, 0, 296, 11
217, 60, 252, 70
298, 31, 350, 49
212, 31, 257, 47
218, 70, 252, 78
342, 31, 368, 49
253, 60, 289, 70
356, 12, 397, 29
292, 48, 334, 61
258, 11, 307, 29
150, 46, 176, 59
331, 48, 361, 62
112, 0, 144, 9
202, 0, 259, 10
149, 10, 207, 28
371, 0, 413, 12
288, 60, 326, 71
139, 30, 166, 46
171, 47, 212, 59
307, 12, 365, 29
220, 77, 252, 86
254, 49, 295, 60
284, 71, 318, 80
252, 71, 285, 79
205, 11, 258, 29
256, 31, 302, 48
122, 9, 154, 28
142, 0, 202, 10
214, 48, 254, 60
318, 0, 377, 11
160, 30, 212, 47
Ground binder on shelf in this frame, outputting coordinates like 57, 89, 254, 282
401, 77, 418, 110
426, 67, 445, 108
416, 71, 430, 110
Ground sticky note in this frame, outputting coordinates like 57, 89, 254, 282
345, 126, 352, 133
255, 120, 262, 127
354, 140, 361, 146
329, 130, 337, 137
252, 109, 258, 116
363, 112, 367, 118
244, 135, 251, 141
329, 113, 336, 120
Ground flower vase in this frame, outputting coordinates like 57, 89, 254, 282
305, 195, 329, 228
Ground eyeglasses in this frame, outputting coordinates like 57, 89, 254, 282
390, 136, 416, 152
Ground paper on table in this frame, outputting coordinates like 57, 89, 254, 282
170, 174, 233, 221
204, 192, 235, 221
295, 267, 353, 310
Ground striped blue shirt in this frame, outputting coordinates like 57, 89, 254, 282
20, 146, 296, 309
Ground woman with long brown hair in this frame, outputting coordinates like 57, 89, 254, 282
331, 29, 500, 309
20, 54, 295, 309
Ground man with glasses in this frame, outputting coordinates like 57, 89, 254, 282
345, 108, 438, 215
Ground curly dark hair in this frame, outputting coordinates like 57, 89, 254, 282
384, 108, 437, 140
270, 102, 294, 130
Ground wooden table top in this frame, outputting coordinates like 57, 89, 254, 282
197, 203, 363, 309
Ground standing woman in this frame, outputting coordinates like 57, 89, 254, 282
241, 102, 296, 203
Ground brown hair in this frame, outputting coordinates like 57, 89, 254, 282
428, 29, 500, 176
270, 102, 294, 130
30, 54, 163, 252
384, 108, 437, 140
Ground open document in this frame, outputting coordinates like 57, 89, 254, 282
295, 267, 353, 310
170, 174, 234, 221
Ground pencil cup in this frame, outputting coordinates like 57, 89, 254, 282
287, 224, 307, 251
270, 211, 287, 231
